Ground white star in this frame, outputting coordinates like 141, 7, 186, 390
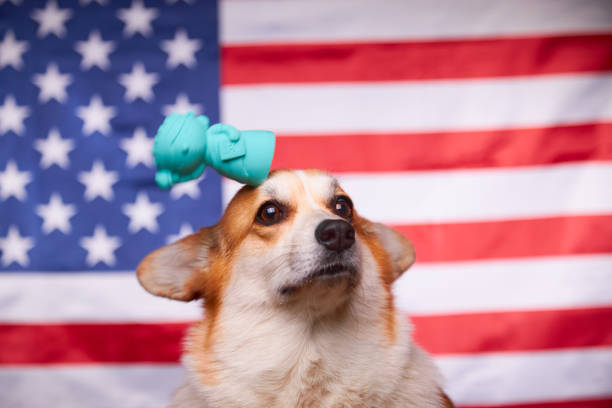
120, 127, 153, 167
0, 95, 29, 136
170, 177, 201, 199
78, 160, 118, 201
161, 29, 201, 69
117, 0, 158, 38
166, 223, 194, 244
0, 160, 31, 201
76, 95, 116, 136
118, 63, 158, 102
0, 226, 34, 267
34, 128, 74, 169
80, 225, 121, 267
162, 93, 202, 116
32, 63, 72, 103
75, 30, 115, 71
31, 0, 72, 38
0, 30, 28, 70
36, 193, 76, 234
122, 192, 164, 233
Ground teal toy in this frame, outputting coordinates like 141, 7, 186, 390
153, 112, 276, 189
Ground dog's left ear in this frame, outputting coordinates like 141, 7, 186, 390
137, 226, 218, 301
370, 222, 415, 280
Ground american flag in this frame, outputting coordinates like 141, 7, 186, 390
1, 0, 611, 407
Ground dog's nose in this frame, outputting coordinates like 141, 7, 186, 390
315, 219, 355, 252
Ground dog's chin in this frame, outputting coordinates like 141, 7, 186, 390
279, 262, 359, 298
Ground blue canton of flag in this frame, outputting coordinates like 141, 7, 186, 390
0, 0, 221, 271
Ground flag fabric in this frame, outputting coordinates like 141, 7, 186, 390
1, 0, 612, 407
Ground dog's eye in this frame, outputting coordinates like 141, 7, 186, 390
256, 201, 285, 225
333, 196, 353, 220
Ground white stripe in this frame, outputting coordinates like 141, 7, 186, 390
2, 255, 611, 322
223, 162, 612, 224
221, 74, 612, 134
0, 364, 183, 408
395, 255, 612, 315
222, 0, 612, 45
0, 272, 202, 322
1, 350, 610, 406
437, 348, 612, 404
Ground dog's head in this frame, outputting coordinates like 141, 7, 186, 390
137, 169, 414, 319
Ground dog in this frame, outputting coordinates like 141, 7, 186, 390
137, 169, 454, 407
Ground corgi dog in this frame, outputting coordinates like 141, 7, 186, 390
137, 169, 454, 408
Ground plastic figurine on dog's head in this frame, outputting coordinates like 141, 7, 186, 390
153, 112, 276, 189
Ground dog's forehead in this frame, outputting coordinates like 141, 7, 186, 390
259, 170, 338, 205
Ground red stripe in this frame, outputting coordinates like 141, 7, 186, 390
222, 34, 612, 85
1, 308, 610, 364
412, 307, 612, 355
0, 322, 187, 364
396, 215, 612, 263
458, 398, 612, 408
271, 122, 612, 173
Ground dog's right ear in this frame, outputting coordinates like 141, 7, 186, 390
137, 226, 218, 301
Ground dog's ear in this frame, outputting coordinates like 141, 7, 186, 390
137, 226, 218, 301
370, 222, 415, 280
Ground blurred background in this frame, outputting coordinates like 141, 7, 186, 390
1, 0, 611, 407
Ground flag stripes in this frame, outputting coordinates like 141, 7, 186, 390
2, 255, 611, 322
1, 350, 610, 408
270, 122, 612, 173
0, 365, 184, 408
221, 0, 612, 44
222, 34, 612, 85
1, 0, 610, 406
395, 255, 612, 314
396, 215, 612, 262
224, 163, 612, 224
2, 307, 610, 364
222, 74, 612, 134
438, 348, 612, 404
219, 0, 612, 405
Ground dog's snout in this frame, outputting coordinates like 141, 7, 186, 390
315, 219, 355, 252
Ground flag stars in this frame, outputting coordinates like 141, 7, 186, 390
36, 194, 77, 234
31, 0, 73, 38
0, 161, 32, 201
0, 30, 28, 70
161, 29, 202, 69
119, 63, 158, 102
120, 127, 154, 168
32, 63, 72, 103
170, 177, 201, 199
0, 226, 34, 267
122, 192, 164, 233
77, 95, 116, 136
75, 31, 115, 71
0, 95, 29, 136
78, 160, 118, 201
80, 225, 121, 267
162, 93, 202, 116
117, 0, 158, 38
34, 128, 74, 169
